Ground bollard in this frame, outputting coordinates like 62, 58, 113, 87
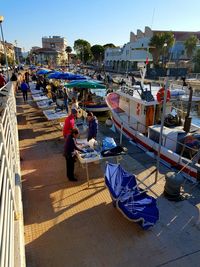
164, 172, 184, 201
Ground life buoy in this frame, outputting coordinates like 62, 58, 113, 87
156, 87, 171, 103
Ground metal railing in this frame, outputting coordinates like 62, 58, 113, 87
0, 83, 25, 267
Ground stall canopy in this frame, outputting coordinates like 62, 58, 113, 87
47, 72, 86, 80
105, 163, 159, 230
65, 79, 106, 89
36, 68, 53, 75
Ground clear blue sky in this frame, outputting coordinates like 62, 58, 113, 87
1, 0, 200, 51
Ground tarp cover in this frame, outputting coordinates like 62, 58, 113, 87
105, 163, 159, 230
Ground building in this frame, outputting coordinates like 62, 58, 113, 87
104, 27, 153, 72
30, 47, 62, 67
14, 46, 23, 64
104, 26, 200, 72
0, 41, 15, 66
30, 36, 68, 66
42, 36, 67, 64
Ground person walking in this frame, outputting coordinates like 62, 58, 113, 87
63, 109, 77, 139
20, 80, 29, 102
87, 112, 98, 141
63, 128, 83, 181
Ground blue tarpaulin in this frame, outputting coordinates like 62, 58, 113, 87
105, 163, 159, 230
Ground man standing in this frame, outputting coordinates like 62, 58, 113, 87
63, 128, 83, 181
87, 112, 98, 141
63, 109, 77, 139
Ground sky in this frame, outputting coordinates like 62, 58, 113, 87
1, 0, 200, 52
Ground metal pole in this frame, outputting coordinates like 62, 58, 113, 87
0, 22, 9, 80
155, 74, 170, 183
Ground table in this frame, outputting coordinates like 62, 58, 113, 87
30, 88, 43, 95
32, 94, 49, 102
43, 109, 68, 121
36, 99, 56, 110
76, 139, 123, 187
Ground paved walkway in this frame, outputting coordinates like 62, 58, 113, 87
17, 90, 200, 267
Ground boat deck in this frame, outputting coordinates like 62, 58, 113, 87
17, 90, 200, 267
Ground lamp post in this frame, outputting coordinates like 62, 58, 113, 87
0, 16, 9, 80
14, 40, 20, 65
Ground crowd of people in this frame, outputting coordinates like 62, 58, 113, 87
6, 67, 100, 183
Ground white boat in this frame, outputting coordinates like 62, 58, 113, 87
106, 63, 200, 180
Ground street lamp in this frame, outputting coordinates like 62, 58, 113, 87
0, 16, 9, 80
14, 40, 20, 65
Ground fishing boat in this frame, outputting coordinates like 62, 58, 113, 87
66, 79, 110, 113
106, 63, 200, 180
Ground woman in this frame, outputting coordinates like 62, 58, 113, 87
63, 128, 83, 181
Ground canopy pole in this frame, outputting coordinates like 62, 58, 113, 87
155, 75, 170, 183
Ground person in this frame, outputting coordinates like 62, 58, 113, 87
63, 88, 69, 113
0, 72, 6, 88
20, 80, 29, 102
10, 72, 18, 82
10, 72, 18, 93
24, 71, 30, 87
87, 112, 98, 141
71, 97, 79, 110
63, 128, 83, 181
63, 109, 77, 139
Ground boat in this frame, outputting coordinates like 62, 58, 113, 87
106, 62, 200, 180
66, 80, 110, 113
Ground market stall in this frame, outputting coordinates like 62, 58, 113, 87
76, 138, 126, 187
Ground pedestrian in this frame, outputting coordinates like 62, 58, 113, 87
0, 72, 6, 88
87, 112, 98, 141
63, 109, 77, 139
20, 80, 29, 102
10, 72, 18, 93
63, 128, 83, 181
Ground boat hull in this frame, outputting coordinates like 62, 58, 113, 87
106, 92, 199, 180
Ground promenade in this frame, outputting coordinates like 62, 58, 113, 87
17, 89, 200, 267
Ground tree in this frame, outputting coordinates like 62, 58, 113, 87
65, 46, 72, 64
149, 32, 174, 66
103, 43, 116, 49
0, 53, 6, 65
184, 35, 198, 58
74, 39, 91, 63
193, 48, 200, 72
91, 45, 105, 61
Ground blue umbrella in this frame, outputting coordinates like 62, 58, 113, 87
58, 72, 86, 80
105, 163, 159, 230
36, 68, 53, 75
47, 71, 63, 79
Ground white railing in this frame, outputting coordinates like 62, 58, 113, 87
0, 83, 25, 267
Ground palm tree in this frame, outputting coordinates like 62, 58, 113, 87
149, 32, 174, 67
184, 35, 198, 59
65, 46, 72, 64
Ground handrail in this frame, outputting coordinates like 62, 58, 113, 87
0, 82, 25, 267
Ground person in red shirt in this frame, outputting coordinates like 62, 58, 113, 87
0, 72, 6, 88
63, 109, 77, 138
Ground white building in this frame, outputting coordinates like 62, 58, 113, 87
104, 26, 153, 72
